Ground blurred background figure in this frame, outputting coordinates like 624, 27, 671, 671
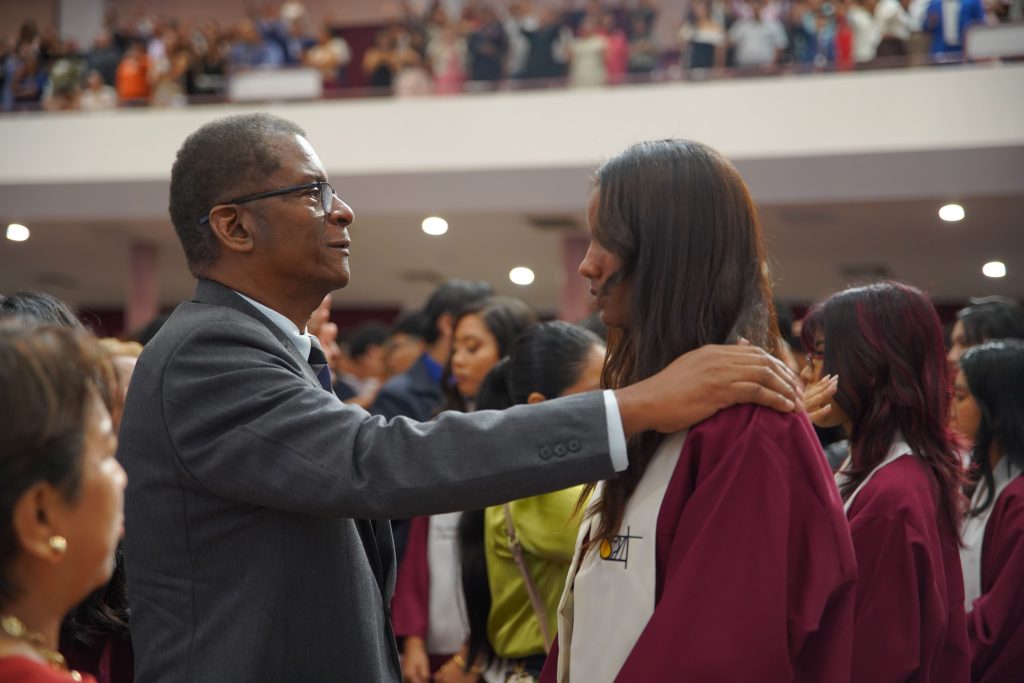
78, 70, 118, 110
452, 321, 604, 682
362, 28, 397, 92
955, 339, 1024, 682
566, 15, 608, 87
384, 311, 429, 377
467, 7, 509, 87
334, 321, 389, 404
393, 295, 537, 683
730, 0, 789, 67
0, 320, 127, 683
947, 296, 1024, 376
304, 24, 351, 88
371, 279, 493, 423
680, 0, 727, 71
115, 39, 150, 104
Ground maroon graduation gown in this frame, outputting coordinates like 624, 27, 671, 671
967, 474, 1024, 682
391, 515, 430, 641
846, 455, 970, 683
541, 404, 857, 682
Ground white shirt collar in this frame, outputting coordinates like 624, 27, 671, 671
234, 291, 313, 360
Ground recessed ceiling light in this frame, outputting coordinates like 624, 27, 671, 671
509, 267, 535, 286
5, 223, 29, 241
982, 261, 1006, 278
421, 216, 448, 236
938, 204, 965, 222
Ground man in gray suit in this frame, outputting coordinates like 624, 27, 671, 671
117, 113, 800, 682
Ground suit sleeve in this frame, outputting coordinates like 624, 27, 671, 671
615, 425, 855, 682
391, 516, 431, 640
968, 486, 1024, 680
162, 320, 613, 518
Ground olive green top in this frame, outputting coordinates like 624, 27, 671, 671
484, 485, 589, 659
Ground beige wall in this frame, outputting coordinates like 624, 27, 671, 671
0, 0, 58, 37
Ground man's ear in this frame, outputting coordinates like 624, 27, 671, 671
526, 392, 548, 405
207, 205, 255, 255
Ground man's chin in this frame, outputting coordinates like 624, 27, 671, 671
332, 266, 350, 289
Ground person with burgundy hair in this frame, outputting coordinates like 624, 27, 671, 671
540, 139, 856, 682
801, 281, 970, 683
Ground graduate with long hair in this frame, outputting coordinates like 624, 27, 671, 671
541, 140, 857, 683
802, 281, 970, 683
956, 339, 1024, 682
394, 297, 537, 683
451, 322, 605, 682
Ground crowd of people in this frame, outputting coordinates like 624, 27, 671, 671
2, 0, 1018, 111
0, 111, 1022, 683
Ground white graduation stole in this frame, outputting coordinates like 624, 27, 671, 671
556, 430, 687, 683
836, 438, 912, 514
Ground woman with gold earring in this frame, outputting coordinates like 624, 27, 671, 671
0, 320, 127, 682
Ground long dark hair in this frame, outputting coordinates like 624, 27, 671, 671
441, 296, 538, 412
818, 282, 964, 536
459, 322, 604, 668
581, 139, 779, 551
961, 339, 1024, 516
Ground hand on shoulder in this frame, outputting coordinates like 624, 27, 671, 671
614, 342, 801, 436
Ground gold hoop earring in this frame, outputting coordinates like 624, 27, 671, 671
48, 535, 67, 554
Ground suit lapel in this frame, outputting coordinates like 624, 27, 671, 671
193, 279, 395, 614
192, 279, 322, 390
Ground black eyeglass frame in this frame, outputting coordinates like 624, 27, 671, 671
197, 181, 335, 225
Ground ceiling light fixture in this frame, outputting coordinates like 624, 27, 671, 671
982, 261, 1006, 278
938, 204, 965, 222
421, 217, 448, 236
509, 267, 535, 286
5, 223, 29, 242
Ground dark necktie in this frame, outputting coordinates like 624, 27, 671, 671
307, 344, 333, 392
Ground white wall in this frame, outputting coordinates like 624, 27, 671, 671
0, 62, 1021, 226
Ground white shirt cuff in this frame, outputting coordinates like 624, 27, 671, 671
603, 389, 629, 472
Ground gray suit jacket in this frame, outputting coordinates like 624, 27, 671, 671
118, 279, 613, 682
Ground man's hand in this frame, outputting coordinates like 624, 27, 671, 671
802, 374, 838, 426
614, 344, 802, 437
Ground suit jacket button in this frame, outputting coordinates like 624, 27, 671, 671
568, 439, 581, 452
539, 445, 553, 461
554, 444, 567, 457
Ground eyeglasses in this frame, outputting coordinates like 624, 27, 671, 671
197, 181, 336, 225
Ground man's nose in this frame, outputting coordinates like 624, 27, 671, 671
328, 194, 354, 226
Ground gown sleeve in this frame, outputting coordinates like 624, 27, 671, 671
615, 412, 856, 682
847, 512, 931, 683
968, 480, 1024, 682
